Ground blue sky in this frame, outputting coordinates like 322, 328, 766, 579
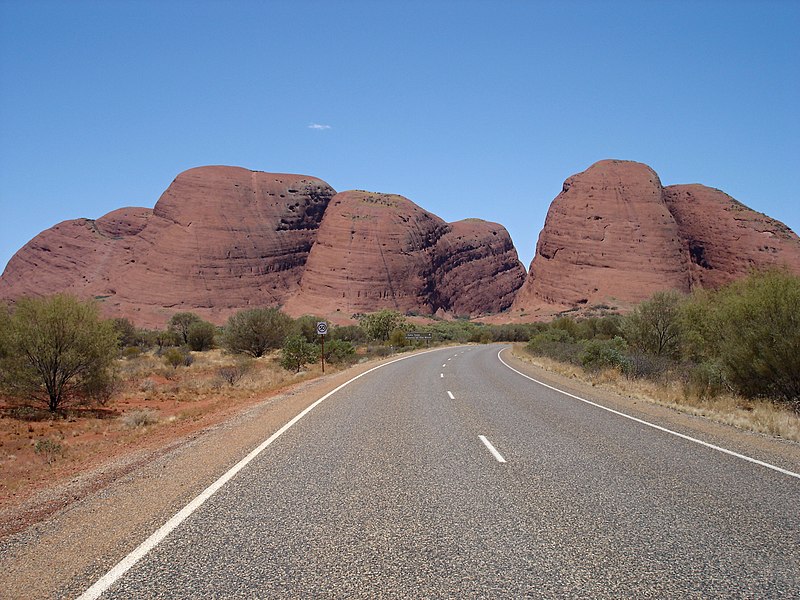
1, 0, 798, 273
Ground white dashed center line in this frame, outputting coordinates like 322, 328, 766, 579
479, 435, 506, 463
440, 373, 444, 378
447, 391, 455, 400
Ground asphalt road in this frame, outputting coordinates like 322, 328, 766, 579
87, 345, 799, 598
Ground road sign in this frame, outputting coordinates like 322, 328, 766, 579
316, 322, 328, 336
405, 332, 432, 340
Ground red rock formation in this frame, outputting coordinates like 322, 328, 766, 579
0, 166, 336, 328
512, 160, 800, 317
432, 219, 526, 316
664, 184, 800, 288
512, 160, 691, 314
283, 191, 526, 319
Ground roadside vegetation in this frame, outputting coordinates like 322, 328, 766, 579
519, 269, 800, 441
1, 270, 797, 519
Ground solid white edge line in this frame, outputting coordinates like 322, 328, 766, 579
497, 348, 800, 480
447, 390, 455, 399
78, 347, 447, 600
479, 435, 507, 463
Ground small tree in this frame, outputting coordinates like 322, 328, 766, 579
359, 310, 405, 342
322, 338, 356, 365
224, 308, 293, 357
711, 270, 800, 404
1, 295, 119, 411
169, 312, 202, 345
112, 317, 139, 348
294, 315, 326, 343
621, 290, 684, 358
187, 320, 216, 351
280, 335, 319, 372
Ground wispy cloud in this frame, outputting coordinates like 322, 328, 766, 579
308, 123, 332, 130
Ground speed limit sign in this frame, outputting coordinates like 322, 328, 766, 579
316, 321, 328, 336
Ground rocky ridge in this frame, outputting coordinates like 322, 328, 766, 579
0, 167, 526, 326
510, 160, 800, 317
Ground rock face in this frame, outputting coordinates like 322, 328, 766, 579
0, 168, 526, 326
0, 166, 336, 327
512, 160, 800, 316
664, 184, 800, 289
283, 191, 526, 318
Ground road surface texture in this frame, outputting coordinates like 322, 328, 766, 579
1, 345, 798, 598
83, 345, 799, 598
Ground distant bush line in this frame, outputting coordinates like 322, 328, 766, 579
523, 270, 800, 412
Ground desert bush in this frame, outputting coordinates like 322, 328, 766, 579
121, 409, 159, 428
359, 310, 405, 342
579, 336, 628, 371
550, 316, 581, 339
294, 315, 327, 343
322, 339, 356, 365
389, 328, 408, 347
709, 270, 800, 406
112, 317, 140, 348
187, 320, 216, 351
34, 438, 64, 464
489, 323, 543, 342
527, 329, 582, 365
168, 312, 202, 345
622, 352, 673, 381
0, 294, 119, 412
683, 360, 729, 401
122, 346, 142, 360
621, 290, 684, 358
224, 307, 293, 357
331, 324, 367, 344
217, 359, 253, 386
163, 346, 193, 369
280, 335, 319, 372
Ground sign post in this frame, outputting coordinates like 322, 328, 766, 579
316, 321, 328, 372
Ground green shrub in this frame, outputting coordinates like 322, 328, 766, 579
122, 346, 142, 360
683, 361, 728, 400
280, 335, 319, 372
331, 324, 367, 344
0, 295, 119, 412
168, 312, 202, 345
224, 308, 293, 357
122, 409, 159, 428
579, 336, 628, 371
34, 438, 64, 464
217, 359, 253, 386
359, 310, 405, 342
621, 290, 684, 358
711, 270, 800, 405
622, 352, 672, 381
163, 346, 193, 369
187, 320, 216, 351
322, 339, 356, 365
293, 315, 327, 343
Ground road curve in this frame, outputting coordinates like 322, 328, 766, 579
85, 344, 800, 598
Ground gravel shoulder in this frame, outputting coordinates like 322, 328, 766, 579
1, 344, 798, 599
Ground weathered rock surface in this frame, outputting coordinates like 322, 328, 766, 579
283, 192, 526, 318
664, 184, 800, 289
4, 160, 798, 326
512, 160, 691, 314
511, 160, 800, 317
1, 168, 525, 326
0, 166, 336, 327
432, 219, 526, 316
